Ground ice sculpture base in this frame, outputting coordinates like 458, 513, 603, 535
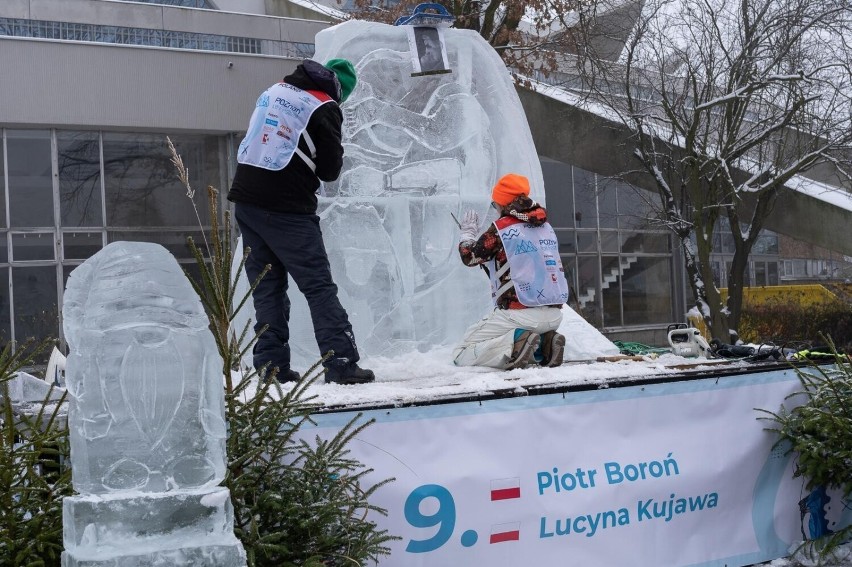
62, 487, 246, 566
61, 542, 246, 567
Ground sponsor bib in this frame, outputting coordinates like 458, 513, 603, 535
488, 217, 570, 307
237, 83, 332, 171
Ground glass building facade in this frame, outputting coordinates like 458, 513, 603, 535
0, 1, 321, 354
708, 219, 780, 289
541, 158, 677, 330
0, 127, 679, 350
0, 128, 229, 349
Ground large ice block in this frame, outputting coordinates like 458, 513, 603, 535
5, 371, 64, 403
63, 544, 245, 567
62, 241, 245, 566
62, 487, 243, 565
234, 20, 548, 369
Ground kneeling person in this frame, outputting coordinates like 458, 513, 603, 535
453, 174, 569, 370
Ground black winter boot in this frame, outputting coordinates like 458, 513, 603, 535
325, 360, 375, 385
259, 365, 300, 384
276, 368, 301, 383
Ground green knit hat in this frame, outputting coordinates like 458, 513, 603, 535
324, 58, 357, 103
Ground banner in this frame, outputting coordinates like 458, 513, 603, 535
306, 368, 851, 566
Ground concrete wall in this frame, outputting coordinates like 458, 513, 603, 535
1, 0, 328, 45
212, 0, 267, 15
0, 38, 300, 132
211, 0, 340, 21
263, 0, 341, 20
0, 0, 332, 132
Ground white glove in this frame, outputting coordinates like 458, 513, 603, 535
459, 210, 480, 243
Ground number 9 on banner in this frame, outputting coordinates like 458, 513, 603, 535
404, 484, 456, 553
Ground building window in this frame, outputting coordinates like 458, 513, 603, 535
58, 131, 103, 227
102, 133, 215, 228
6, 130, 53, 228
753, 233, 779, 255
767, 262, 779, 285
754, 261, 767, 287
0, 16, 316, 59
106, 229, 208, 257
63, 231, 103, 261
11, 233, 55, 262
0, 128, 228, 348
621, 257, 672, 326
0, 266, 9, 342
12, 266, 58, 346
0, 130, 6, 229
543, 159, 675, 329
0, 18, 267, 56
709, 220, 781, 290
601, 255, 622, 327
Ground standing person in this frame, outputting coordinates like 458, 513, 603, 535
453, 173, 569, 370
228, 58, 375, 385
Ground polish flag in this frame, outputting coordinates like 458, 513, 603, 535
490, 522, 521, 544
490, 477, 521, 501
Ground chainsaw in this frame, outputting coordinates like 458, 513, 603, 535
667, 323, 712, 358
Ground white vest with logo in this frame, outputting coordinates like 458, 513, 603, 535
488, 217, 570, 307
237, 82, 332, 171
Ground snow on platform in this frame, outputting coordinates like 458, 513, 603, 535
261, 349, 764, 412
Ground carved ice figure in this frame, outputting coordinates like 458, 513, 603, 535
234, 20, 546, 369
62, 241, 245, 566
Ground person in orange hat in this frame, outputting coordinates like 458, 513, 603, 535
453, 173, 569, 370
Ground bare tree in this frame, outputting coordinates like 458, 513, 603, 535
573, 0, 852, 341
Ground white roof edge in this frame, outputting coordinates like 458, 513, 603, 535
523, 76, 852, 213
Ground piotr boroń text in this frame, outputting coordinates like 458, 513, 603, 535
536, 453, 719, 539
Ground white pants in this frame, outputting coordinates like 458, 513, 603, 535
453, 307, 563, 369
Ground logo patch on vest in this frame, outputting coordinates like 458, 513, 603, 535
514, 240, 538, 254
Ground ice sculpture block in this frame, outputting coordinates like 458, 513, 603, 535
62, 242, 245, 566
234, 20, 551, 369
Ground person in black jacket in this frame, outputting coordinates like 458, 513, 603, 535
228, 58, 375, 385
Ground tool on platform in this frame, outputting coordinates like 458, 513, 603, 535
667, 323, 712, 358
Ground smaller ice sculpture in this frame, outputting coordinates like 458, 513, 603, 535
61, 242, 245, 566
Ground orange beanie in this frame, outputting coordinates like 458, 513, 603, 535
491, 173, 530, 206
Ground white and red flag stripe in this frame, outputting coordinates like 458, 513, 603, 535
489, 522, 521, 544
490, 477, 521, 501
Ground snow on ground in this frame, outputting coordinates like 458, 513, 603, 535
245, 348, 750, 410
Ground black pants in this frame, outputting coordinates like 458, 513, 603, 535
235, 202, 359, 371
